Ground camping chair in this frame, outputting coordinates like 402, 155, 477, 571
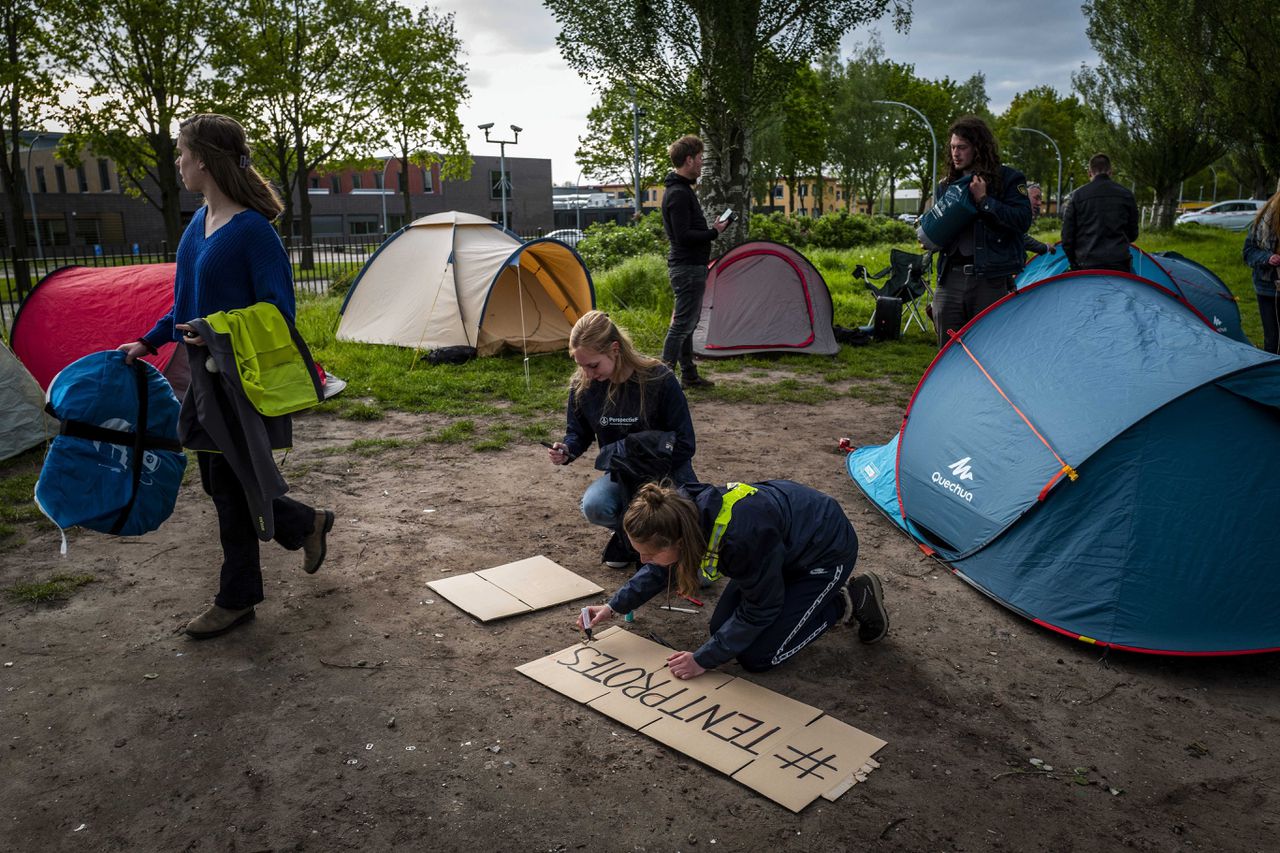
853, 249, 934, 335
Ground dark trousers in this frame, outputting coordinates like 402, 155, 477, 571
708, 541, 857, 673
198, 452, 315, 610
931, 265, 1013, 348
661, 264, 708, 377
1259, 294, 1280, 355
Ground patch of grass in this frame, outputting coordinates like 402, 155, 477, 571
473, 423, 517, 452
6, 573, 95, 605
427, 421, 476, 443
0, 448, 47, 549
336, 401, 385, 421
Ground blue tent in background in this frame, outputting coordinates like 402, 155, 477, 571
847, 272, 1280, 655
1015, 244, 1247, 343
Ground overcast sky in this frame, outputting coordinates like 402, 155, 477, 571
428, 0, 1099, 184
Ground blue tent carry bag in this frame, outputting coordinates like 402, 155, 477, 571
36, 350, 186, 553
916, 175, 976, 252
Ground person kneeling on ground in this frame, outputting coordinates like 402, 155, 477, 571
546, 311, 697, 570
578, 481, 888, 678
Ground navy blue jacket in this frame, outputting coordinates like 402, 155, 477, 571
1243, 221, 1279, 297
607, 480, 859, 670
562, 364, 695, 481
935, 165, 1032, 280
661, 172, 718, 267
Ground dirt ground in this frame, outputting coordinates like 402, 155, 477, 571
2, 388, 1278, 852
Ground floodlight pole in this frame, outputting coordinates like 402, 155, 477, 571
1013, 126, 1062, 214
575, 170, 583, 232
380, 156, 395, 234
25, 133, 45, 264
481, 123, 521, 230
630, 87, 645, 219
874, 100, 936, 205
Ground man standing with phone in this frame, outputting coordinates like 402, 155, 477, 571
660, 134, 728, 390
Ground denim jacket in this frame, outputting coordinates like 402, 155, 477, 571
936, 164, 1032, 280
1243, 223, 1279, 297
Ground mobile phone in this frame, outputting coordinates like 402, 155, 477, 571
540, 441, 556, 449
717, 208, 736, 224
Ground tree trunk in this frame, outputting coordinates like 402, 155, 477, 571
400, 154, 413, 228
3, 138, 32, 296
294, 127, 314, 270
152, 135, 183, 249
1152, 184, 1180, 230
275, 137, 293, 239
700, 121, 751, 249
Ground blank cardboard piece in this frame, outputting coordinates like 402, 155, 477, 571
428, 555, 603, 622
477, 556, 602, 610
426, 573, 529, 621
517, 629, 886, 811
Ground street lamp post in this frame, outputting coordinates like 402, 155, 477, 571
1208, 165, 1218, 203
630, 87, 646, 220
874, 100, 936, 208
25, 134, 45, 265
1012, 126, 1062, 215
380, 156, 395, 235
574, 170, 584, 233
479, 123, 521, 231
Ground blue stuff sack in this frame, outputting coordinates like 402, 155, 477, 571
916, 175, 977, 252
36, 350, 186, 553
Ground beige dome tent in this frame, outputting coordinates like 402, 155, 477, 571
336, 211, 595, 357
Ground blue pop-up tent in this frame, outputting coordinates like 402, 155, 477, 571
847, 271, 1280, 655
1016, 244, 1246, 343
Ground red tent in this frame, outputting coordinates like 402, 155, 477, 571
10, 264, 190, 397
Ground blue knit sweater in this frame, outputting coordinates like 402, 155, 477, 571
143, 207, 295, 347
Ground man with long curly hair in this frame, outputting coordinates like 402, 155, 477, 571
930, 116, 1032, 348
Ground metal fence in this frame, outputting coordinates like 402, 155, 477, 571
0, 229, 560, 340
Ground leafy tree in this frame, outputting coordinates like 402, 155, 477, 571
822, 40, 904, 214
575, 82, 679, 199
1199, 3, 1280, 188
1074, 0, 1229, 228
544, 0, 910, 248
213, 0, 386, 262
56, 0, 226, 246
0, 0, 66, 291
994, 86, 1084, 211
777, 64, 830, 215
364, 3, 471, 224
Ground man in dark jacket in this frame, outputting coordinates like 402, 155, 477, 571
931, 116, 1033, 348
660, 134, 727, 389
1061, 153, 1139, 272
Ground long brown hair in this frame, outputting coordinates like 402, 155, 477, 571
623, 482, 707, 597
178, 113, 283, 221
1252, 189, 1280, 247
568, 310, 664, 409
944, 115, 1003, 192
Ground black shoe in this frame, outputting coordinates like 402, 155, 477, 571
302, 509, 335, 574
848, 572, 888, 644
602, 529, 639, 567
681, 375, 715, 390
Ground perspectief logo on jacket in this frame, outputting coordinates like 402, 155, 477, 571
931, 456, 975, 502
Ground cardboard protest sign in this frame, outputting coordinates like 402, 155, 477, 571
427, 555, 603, 622
516, 626, 886, 811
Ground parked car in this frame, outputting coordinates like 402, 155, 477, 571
544, 228, 585, 247
896, 213, 919, 225
1175, 199, 1264, 231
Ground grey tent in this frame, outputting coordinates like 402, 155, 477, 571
692, 240, 839, 357
0, 339, 55, 461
